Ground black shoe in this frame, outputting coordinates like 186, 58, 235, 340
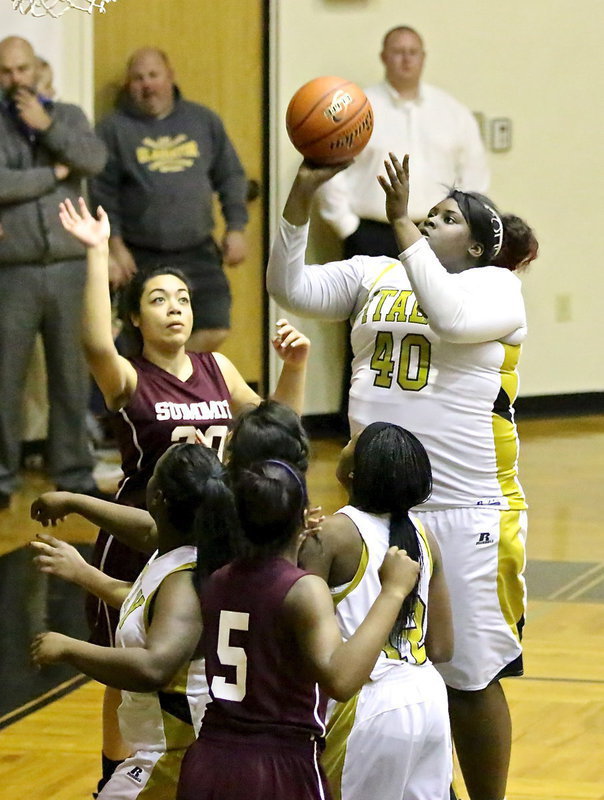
0, 492, 11, 510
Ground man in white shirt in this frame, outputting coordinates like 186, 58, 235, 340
317, 26, 489, 258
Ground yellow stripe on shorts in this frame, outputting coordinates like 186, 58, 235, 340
322, 692, 361, 800
497, 508, 526, 643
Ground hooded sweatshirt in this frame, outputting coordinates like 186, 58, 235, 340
91, 88, 248, 252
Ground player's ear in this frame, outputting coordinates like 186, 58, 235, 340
130, 312, 140, 329
468, 241, 484, 260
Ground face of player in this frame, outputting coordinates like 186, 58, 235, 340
0, 40, 37, 97
131, 274, 193, 348
127, 50, 175, 118
380, 30, 425, 91
418, 198, 484, 273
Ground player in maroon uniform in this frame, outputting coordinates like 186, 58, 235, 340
177, 460, 421, 800
58, 197, 310, 791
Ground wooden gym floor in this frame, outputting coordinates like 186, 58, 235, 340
0, 415, 603, 799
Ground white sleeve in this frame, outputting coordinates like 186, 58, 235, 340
315, 172, 360, 240
400, 238, 526, 344
456, 110, 490, 194
266, 217, 364, 320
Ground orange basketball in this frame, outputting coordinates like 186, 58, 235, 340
286, 76, 373, 165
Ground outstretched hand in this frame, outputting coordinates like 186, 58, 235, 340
31, 631, 70, 667
31, 491, 73, 527
30, 532, 89, 585
377, 153, 411, 224
59, 196, 110, 248
271, 318, 310, 368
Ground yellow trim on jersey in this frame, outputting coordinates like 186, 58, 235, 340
356, 262, 399, 323
138, 747, 188, 798
118, 588, 145, 630
160, 702, 196, 751
330, 542, 369, 606
143, 562, 197, 632
493, 343, 527, 510
323, 692, 361, 800
414, 517, 433, 577
496, 509, 526, 644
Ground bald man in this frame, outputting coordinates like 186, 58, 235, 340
0, 36, 107, 509
91, 47, 249, 352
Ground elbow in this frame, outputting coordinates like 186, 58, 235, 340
426, 637, 454, 665
321, 673, 367, 703
134, 663, 176, 692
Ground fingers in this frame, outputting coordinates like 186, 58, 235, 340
274, 319, 310, 351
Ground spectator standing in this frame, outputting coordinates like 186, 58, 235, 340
91, 47, 248, 353
0, 36, 107, 510
317, 25, 489, 258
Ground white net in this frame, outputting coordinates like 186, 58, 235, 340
12, 0, 116, 16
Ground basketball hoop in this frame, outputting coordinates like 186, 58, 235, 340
12, 0, 116, 17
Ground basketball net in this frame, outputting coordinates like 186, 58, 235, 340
12, 0, 116, 17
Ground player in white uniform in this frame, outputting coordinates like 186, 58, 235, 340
31, 443, 238, 800
300, 422, 453, 800
267, 155, 539, 800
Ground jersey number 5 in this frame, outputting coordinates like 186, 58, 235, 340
370, 331, 431, 391
211, 610, 250, 702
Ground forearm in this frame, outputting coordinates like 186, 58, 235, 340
82, 243, 118, 358
62, 640, 172, 691
73, 564, 131, 609
0, 166, 56, 203
64, 494, 156, 554
391, 216, 422, 254
325, 589, 405, 699
41, 113, 107, 177
271, 363, 307, 416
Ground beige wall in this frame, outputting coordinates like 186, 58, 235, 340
270, 0, 604, 409
0, 8, 92, 114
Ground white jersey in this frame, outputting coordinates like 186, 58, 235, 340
331, 505, 432, 680
116, 546, 208, 752
267, 219, 527, 510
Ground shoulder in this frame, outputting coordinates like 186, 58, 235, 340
421, 83, 475, 116
282, 572, 331, 614
461, 265, 523, 291
360, 254, 407, 287
52, 101, 89, 121
178, 99, 222, 124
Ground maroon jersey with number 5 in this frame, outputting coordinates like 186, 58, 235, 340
200, 556, 327, 740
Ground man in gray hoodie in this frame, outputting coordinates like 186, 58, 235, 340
91, 47, 249, 353
0, 36, 108, 509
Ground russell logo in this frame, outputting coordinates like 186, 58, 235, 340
127, 766, 144, 784
476, 532, 493, 545
323, 90, 353, 123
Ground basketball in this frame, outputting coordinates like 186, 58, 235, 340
286, 76, 373, 165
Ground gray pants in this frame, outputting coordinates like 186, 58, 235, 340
0, 260, 94, 494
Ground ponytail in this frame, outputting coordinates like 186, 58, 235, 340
351, 422, 432, 646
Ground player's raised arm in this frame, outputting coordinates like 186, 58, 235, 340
59, 197, 137, 411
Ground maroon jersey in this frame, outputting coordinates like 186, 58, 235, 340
113, 351, 232, 507
200, 557, 328, 741
87, 351, 232, 647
